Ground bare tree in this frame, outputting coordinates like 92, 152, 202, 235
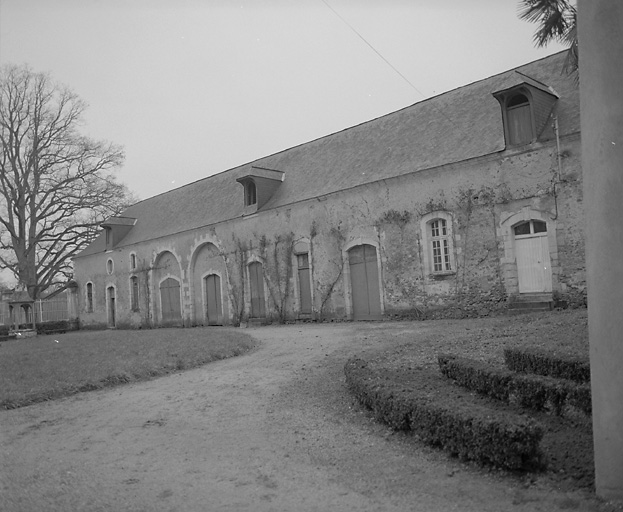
0, 64, 135, 299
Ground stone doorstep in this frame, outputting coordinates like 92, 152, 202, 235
508, 293, 553, 311
246, 318, 266, 327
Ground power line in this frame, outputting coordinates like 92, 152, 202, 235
319, 0, 454, 124
319, 0, 427, 100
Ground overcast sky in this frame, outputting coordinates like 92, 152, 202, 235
0, 0, 565, 202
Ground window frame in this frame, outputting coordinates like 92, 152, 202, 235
430, 219, 453, 273
420, 211, 456, 277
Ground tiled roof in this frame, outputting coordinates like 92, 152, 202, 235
77, 51, 579, 257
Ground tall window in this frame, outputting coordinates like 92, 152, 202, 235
130, 253, 137, 270
130, 276, 139, 311
421, 212, 455, 276
430, 219, 452, 272
86, 282, 94, 312
245, 181, 257, 206
505, 93, 534, 146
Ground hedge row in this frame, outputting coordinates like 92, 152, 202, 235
344, 358, 544, 470
36, 320, 71, 334
503, 347, 590, 383
438, 354, 591, 420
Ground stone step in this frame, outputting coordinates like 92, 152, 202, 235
246, 318, 266, 327
508, 301, 552, 311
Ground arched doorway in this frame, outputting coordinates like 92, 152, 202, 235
107, 286, 116, 327
248, 262, 266, 318
513, 219, 552, 293
204, 274, 223, 325
190, 242, 228, 325
160, 277, 182, 323
348, 244, 382, 320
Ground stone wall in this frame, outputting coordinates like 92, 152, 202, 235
73, 133, 585, 328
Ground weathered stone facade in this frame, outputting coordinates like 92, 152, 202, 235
73, 52, 585, 328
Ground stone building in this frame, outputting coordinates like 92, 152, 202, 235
73, 51, 584, 328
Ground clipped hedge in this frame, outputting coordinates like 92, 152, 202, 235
438, 354, 591, 420
345, 358, 544, 470
504, 347, 590, 383
36, 320, 72, 335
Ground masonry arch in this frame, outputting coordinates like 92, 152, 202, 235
153, 250, 183, 326
190, 242, 229, 325
500, 209, 557, 296
246, 255, 267, 319
343, 238, 383, 320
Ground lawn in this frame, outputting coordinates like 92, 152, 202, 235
0, 327, 257, 410
350, 308, 594, 490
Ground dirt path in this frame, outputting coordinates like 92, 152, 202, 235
0, 323, 610, 511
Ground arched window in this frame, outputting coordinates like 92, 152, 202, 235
106, 258, 114, 275
505, 92, 534, 146
86, 282, 94, 313
421, 212, 456, 276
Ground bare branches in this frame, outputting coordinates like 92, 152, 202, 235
0, 64, 132, 299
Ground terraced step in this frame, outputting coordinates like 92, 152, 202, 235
344, 358, 545, 471
438, 354, 591, 422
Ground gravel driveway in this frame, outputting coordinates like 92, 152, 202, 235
0, 323, 610, 511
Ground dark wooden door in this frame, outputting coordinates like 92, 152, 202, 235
248, 262, 266, 318
107, 286, 116, 327
160, 277, 182, 323
348, 244, 381, 320
205, 274, 223, 325
297, 253, 312, 314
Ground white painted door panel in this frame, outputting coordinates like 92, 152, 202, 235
516, 236, 552, 293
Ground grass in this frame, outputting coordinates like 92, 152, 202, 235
0, 327, 257, 410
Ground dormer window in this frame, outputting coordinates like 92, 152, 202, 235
236, 167, 284, 214
493, 74, 559, 149
245, 180, 257, 206
101, 216, 137, 250
505, 93, 533, 145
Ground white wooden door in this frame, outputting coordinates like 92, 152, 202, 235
516, 234, 552, 293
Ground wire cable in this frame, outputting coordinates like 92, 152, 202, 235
320, 0, 454, 124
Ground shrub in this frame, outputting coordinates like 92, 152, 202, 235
36, 320, 72, 334
438, 354, 591, 419
345, 358, 544, 470
504, 347, 590, 383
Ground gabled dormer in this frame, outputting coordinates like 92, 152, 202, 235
236, 166, 285, 215
493, 72, 559, 147
101, 216, 137, 251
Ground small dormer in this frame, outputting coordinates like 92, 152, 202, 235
101, 216, 137, 251
236, 166, 285, 215
493, 72, 559, 147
